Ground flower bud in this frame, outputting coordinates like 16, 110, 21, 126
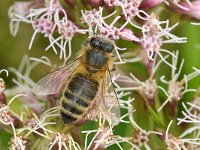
0, 79, 6, 104
176, 1, 200, 20
0, 92, 6, 104
90, 0, 103, 7
120, 28, 140, 42
140, 0, 163, 10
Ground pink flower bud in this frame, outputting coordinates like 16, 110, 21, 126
140, 0, 163, 10
90, 0, 103, 7
0, 92, 6, 104
34, 18, 55, 37
177, 1, 200, 20
120, 28, 140, 42
0, 79, 6, 104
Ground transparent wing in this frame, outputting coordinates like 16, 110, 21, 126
32, 60, 80, 96
97, 70, 121, 126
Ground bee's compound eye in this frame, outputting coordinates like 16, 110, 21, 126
90, 37, 100, 48
102, 42, 113, 53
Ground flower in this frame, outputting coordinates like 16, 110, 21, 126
116, 53, 169, 105
81, 7, 141, 64
176, 1, 200, 20
131, 130, 155, 149
140, 0, 163, 10
8, 1, 34, 36
5, 0, 200, 149
127, 100, 162, 149
9, 0, 86, 61
158, 52, 200, 112
29, 17, 56, 50
49, 133, 81, 150
17, 107, 59, 139
104, 0, 149, 20
0, 103, 15, 126
0, 94, 26, 139
7, 55, 53, 114
177, 102, 200, 136
9, 136, 30, 150
47, 13, 86, 61
140, 13, 187, 67
164, 120, 200, 149
90, 0, 104, 7
83, 112, 131, 150
103, 0, 119, 7
164, 0, 193, 11
84, 126, 114, 150
0, 69, 8, 104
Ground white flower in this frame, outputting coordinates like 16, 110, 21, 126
49, 133, 81, 150
140, 13, 187, 68
165, 120, 200, 149
177, 102, 200, 137
9, 136, 29, 150
17, 106, 59, 139
116, 54, 169, 102
158, 52, 200, 112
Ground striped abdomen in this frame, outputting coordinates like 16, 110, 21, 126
61, 73, 99, 124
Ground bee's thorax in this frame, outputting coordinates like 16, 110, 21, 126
85, 49, 107, 73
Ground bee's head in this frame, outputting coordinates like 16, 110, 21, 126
90, 36, 114, 53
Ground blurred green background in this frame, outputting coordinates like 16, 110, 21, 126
1, 1, 200, 149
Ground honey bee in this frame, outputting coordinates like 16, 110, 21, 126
33, 35, 120, 125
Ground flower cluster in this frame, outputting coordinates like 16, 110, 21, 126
2, 0, 200, 149
9, 0, 190, 64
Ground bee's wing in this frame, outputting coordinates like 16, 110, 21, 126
32, 60, 80, 96
97, 70, 121, 126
